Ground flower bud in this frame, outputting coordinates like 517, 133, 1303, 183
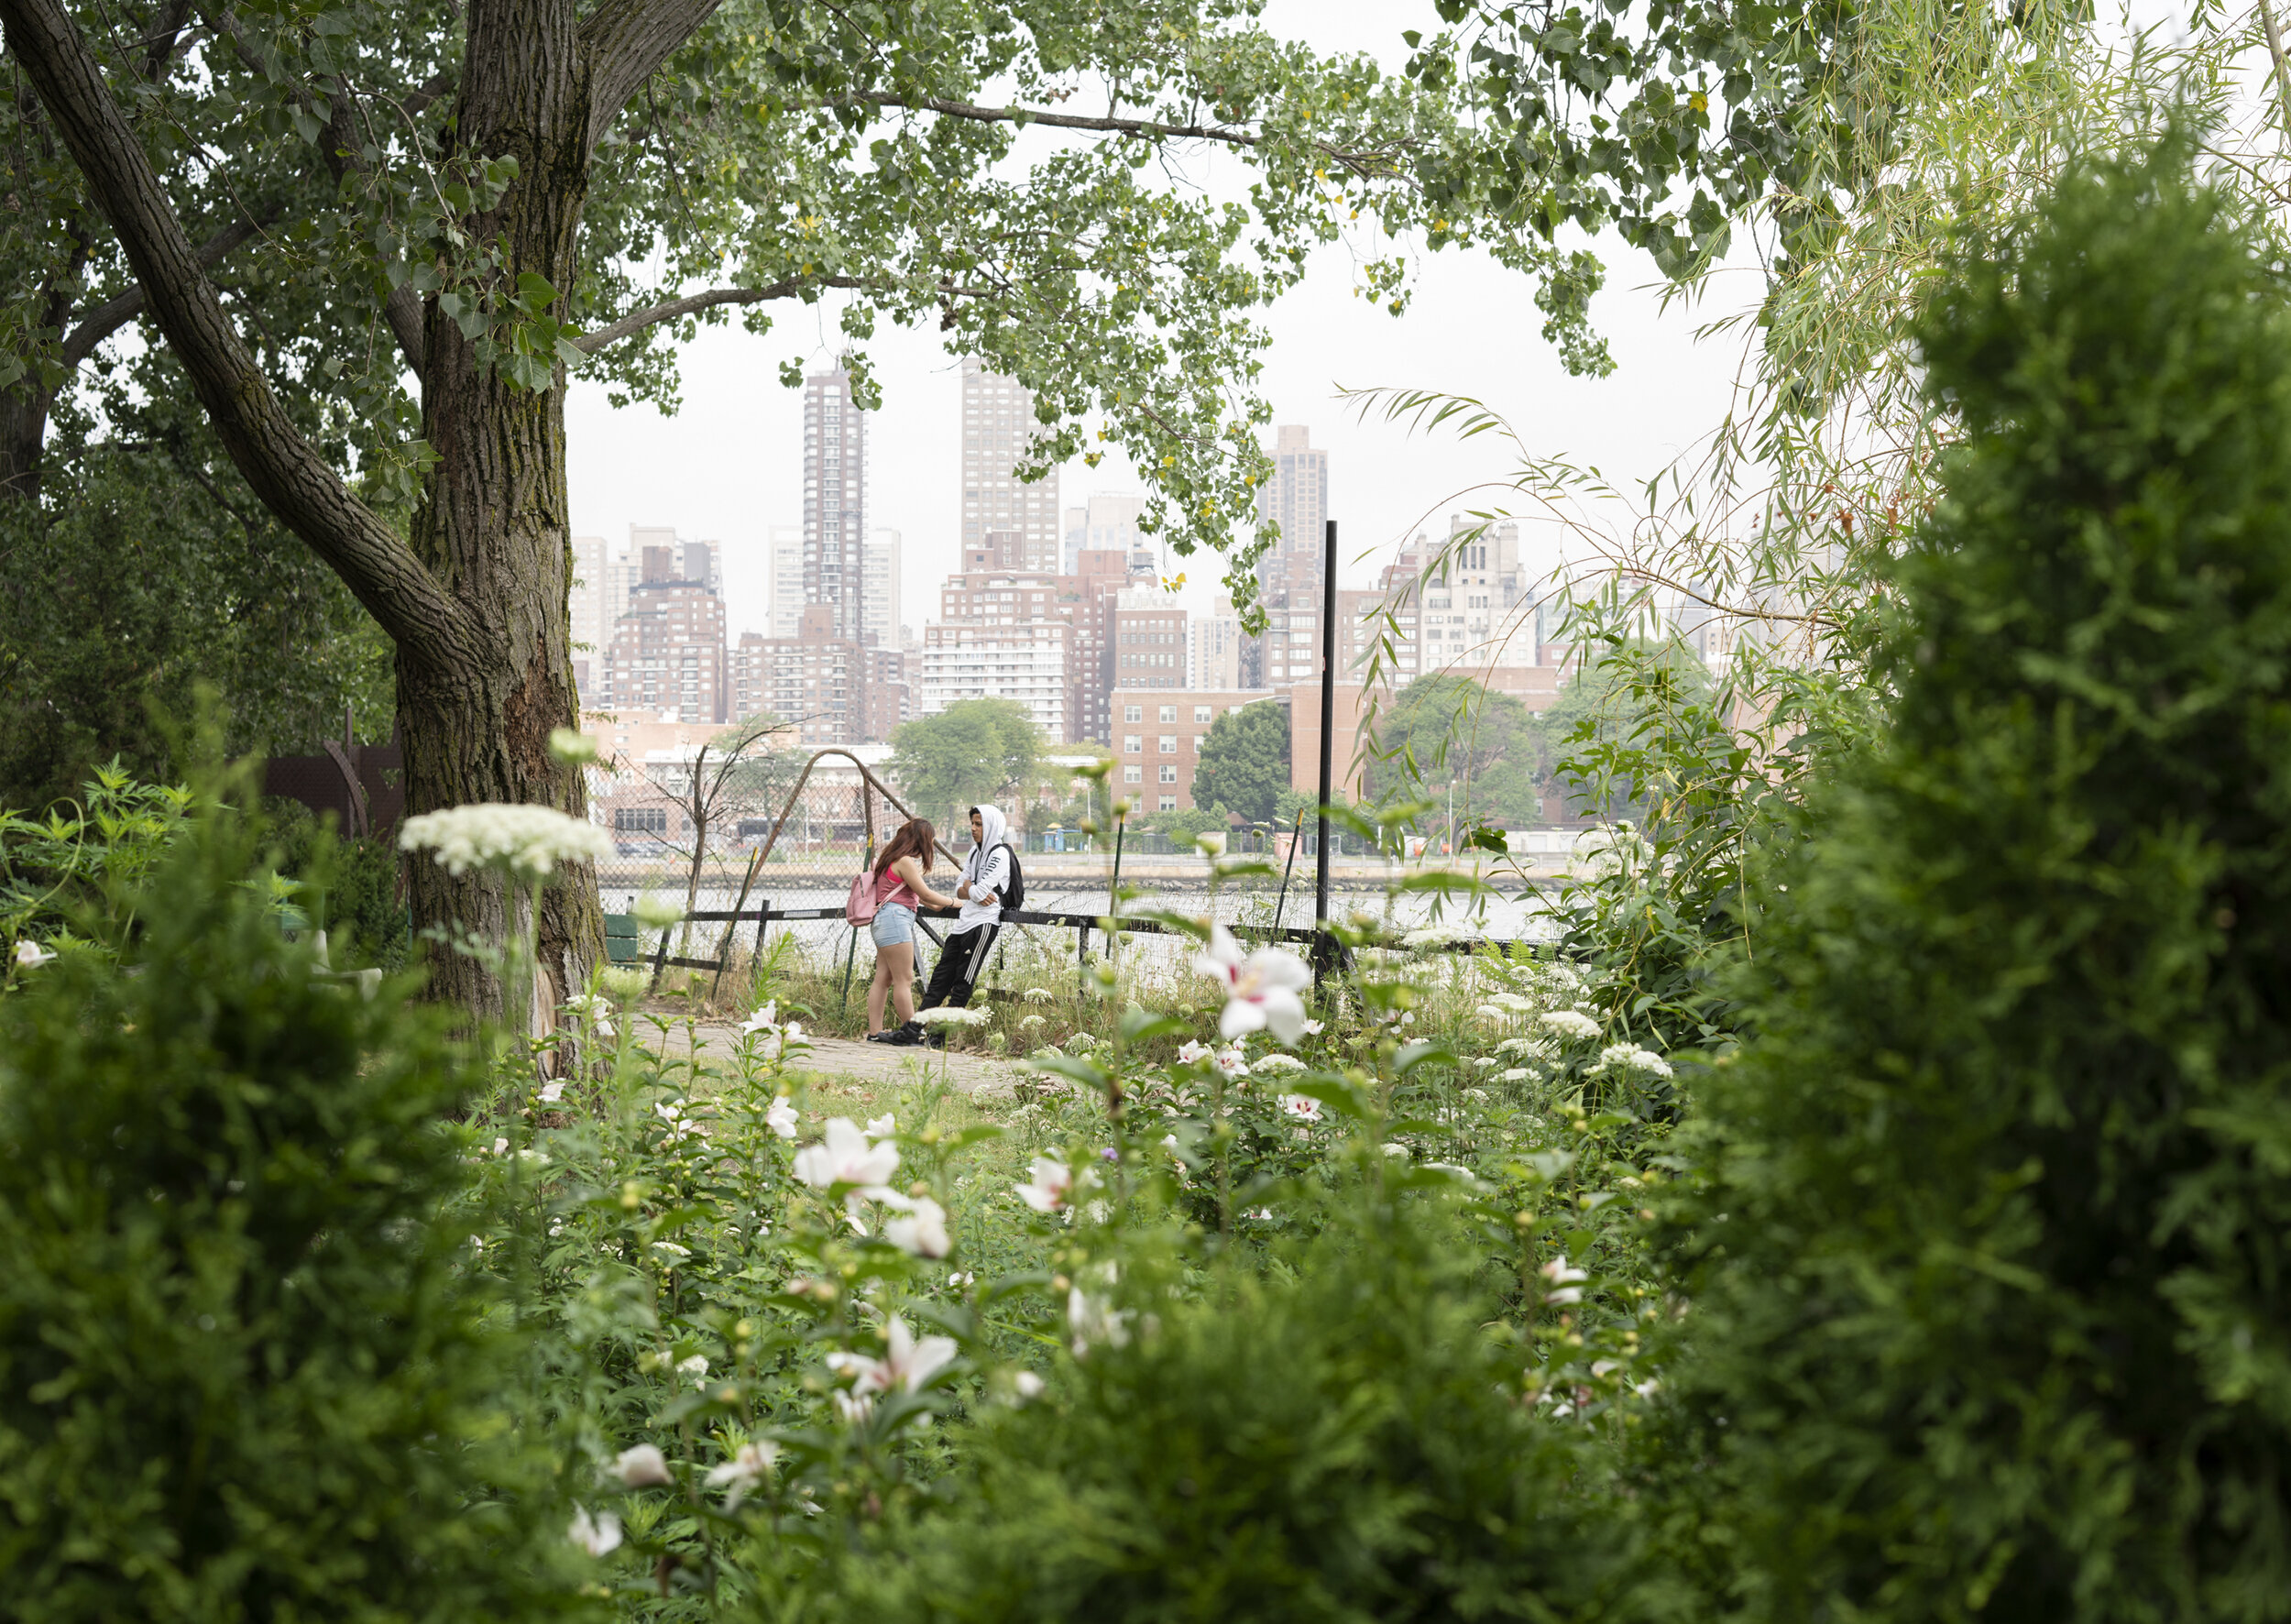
549, 728, 600, 764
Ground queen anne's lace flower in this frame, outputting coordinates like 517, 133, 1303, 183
1252, 1053, 1307, 1074
915, 1004, 992, 1027
398, 803, 614, 879
1540, 1009, 1602, 1040
1591, 1042, 1673, 1079
1401, 923, 1482, 949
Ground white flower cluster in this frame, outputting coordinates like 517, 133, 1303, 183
1540, 1009, 1602, 1040
398, 802, 614, 878
1401, 923, 1482, 949
1591, 1042, 1673, 1079
916, 1004, 992, 1028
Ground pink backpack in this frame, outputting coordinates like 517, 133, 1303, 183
845, 865, 880, 926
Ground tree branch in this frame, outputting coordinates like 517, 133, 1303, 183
200, 3, 428, 379
849, 90, 1412, 180
578, 0, 723, 156
59, 213, 266, 368
567, 275, 871, 354
0, 0, 469, 665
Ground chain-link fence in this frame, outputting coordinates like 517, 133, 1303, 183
591, 747, 1563, 1014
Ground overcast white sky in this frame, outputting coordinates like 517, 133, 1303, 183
563, 0, 1759, 639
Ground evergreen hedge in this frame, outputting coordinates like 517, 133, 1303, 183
0, 805, 570, 1620
1661, 145, 2291, 1619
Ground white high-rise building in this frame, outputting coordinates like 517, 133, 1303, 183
862, 526, 902, 650
1191, 613, 1244, 690
571, 532, 610, 653
767, 524, 803, 639
1255, 424, 1329, 608
961, 356, 1059, 571
920, 626, 1069, 739
1062, 491, 1146, 572
805, 365, 868, 643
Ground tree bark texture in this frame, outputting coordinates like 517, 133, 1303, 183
400, 0, 599, 1026
0, 0, 728, 1028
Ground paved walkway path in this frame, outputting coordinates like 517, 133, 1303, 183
689, 1025, 1029, 1096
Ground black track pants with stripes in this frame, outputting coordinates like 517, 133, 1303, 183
918, 924, 999, 1011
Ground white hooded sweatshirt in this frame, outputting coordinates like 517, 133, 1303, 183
955, 804, 1011, 931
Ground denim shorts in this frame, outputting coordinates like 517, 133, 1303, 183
870, 903, 917, 949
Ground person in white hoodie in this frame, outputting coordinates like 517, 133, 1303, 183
873, 803, 1012, 1047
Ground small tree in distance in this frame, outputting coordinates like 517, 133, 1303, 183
888, 699, 1040, 832
1192, 703, 1291, 824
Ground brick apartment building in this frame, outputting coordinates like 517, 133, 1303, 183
593, 567, 728, 726
1113, 688, 1286, 812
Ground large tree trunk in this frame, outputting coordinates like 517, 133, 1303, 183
0, 0, 722, 1030
399, 0, 600, 1026
0, 383, 50, 501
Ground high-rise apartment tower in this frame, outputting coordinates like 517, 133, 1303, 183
1255, 424, 1329, 608
961, 356, 1059, 571
862, 526, 903, 650
767, 524, 803, 640
804, 366, 868, 642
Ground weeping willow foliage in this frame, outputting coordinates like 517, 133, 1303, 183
1354, 1, 2291, 1053
1662, 140, 2291, 1622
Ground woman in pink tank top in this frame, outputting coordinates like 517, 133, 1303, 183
864, 819, 957, 1037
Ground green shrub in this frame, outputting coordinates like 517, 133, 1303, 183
829, 1191, 1649, 1624
0, 798, 573, 1619
1661, 144, 2291, 1619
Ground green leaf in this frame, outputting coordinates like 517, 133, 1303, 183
1395, 1040, 1457, 1075
1120, 1005, 1188, 1043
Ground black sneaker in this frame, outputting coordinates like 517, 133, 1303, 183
880, 1023, 924, 1047
864, 1028, 897, 1044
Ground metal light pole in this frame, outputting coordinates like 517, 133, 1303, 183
1313, 518, 1336, 986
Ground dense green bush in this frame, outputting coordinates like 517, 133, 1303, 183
829, 1190, 1650, 1624
1661, 146, 2291, 1619
264, 797, 411, 971
0, 798, 572, 1619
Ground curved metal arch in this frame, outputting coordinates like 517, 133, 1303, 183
700, 748, 963, 998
